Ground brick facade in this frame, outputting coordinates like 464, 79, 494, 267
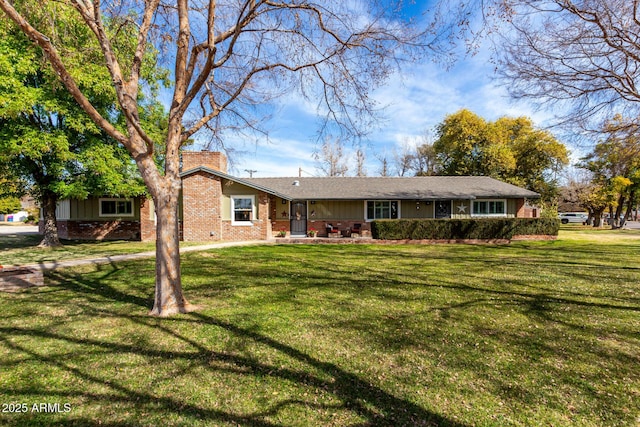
221, 191, 271, 240
0, 267, 44, 292
55, 220, 141, 240
179, 150, 271, 241
139, 197, 156, 241
182, 171, 224, 241
182, 150, 227, 173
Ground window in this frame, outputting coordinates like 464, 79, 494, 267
99, 198, 134, 217
472, 200, 506, 217
232, 196, 255, 225
366, 201, 398, 220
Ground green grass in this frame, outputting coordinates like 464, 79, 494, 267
0, 229, 638, 426
0, 233, 203, 267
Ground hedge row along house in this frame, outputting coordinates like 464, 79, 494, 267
44, 151, 540, 241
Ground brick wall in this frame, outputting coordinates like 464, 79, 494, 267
515, 198, 526, 218
0, 267, 44, 292
182, 151, 227, 173
182, 171, 223, 241
56, 220, 141, 240
139, 197, 156, 241
220, 191, 271, 240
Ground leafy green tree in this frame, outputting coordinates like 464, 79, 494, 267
0, 7, 157, 246
433, 109, 487, 176
579, 116, 640, 228
1, 0, 429, 316
496, 116, 568, 199
0, 196, 22, 215
0, 176, 24, 216
432, 109, 568, 201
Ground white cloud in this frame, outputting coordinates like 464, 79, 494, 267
230, 38, 564, 176
232, 136, 319, 177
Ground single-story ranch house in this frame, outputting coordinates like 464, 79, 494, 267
47, 151, 539, 241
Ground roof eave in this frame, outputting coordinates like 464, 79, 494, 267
180, 167, 293, 200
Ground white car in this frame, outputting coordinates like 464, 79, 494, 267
558, 212, 587, 224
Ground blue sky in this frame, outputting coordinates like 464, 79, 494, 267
202, 3, 556, 178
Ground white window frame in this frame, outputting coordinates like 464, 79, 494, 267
365, 200, 400, 221
471, 199, 507, 217
99, 198, 134, 217
231, 195, 255, 226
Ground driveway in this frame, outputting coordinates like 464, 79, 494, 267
0, 224, 39, 235
624, 220, 640, 230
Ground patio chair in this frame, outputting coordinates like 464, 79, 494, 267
350, 223, 362, 237
326, 223, 340, 237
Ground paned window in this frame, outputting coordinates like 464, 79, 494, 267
366, 201, 398, 220
99, 199, 134, 217
472, 200, 506, 216
232, 196, 255, 224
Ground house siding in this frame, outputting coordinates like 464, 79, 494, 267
45, 197, 143, 241
450, 200, 471, 219
63, 198, 141, 221
50, 151, 539, 242
310, 200, 363, 220
400, 200, 435, 219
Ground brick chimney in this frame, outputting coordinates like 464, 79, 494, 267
181, 151, 228, 173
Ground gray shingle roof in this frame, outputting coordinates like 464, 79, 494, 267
244, 176, 540, 200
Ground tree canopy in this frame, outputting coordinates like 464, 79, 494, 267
432, 109, 568, 200
495, 0, 640, 130
577, 115, 640, 227
0, 7, 154, 246
0, 0, 432, 316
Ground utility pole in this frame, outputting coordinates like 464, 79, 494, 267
244, 169, 257, 178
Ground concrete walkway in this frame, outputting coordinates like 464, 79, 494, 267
0, 224, 39, 235
22, 240, 270, 271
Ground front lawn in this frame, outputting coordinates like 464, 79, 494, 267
0, 230, 638, 426
0, 233, 204, 267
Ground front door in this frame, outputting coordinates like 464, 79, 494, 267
435, 200, 451, 218
290, 201, 307, 236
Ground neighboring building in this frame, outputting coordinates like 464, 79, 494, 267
48, 151, 540, 241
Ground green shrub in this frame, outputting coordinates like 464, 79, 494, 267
371, 218, 559, 240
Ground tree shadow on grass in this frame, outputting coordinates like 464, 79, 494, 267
2, 268, 467, 427
45, 263, 153, 309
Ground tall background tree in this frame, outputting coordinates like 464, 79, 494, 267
431, 109, 568, 201
414, 138, 439, 176
578, 116, 640, 228
0, 0, 431, 316
494, 0, 640, 131
429, 0, 640, 218
314, 137, 349, 177
0, 7, 157, 246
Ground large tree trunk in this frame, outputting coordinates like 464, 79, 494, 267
38, 191, 62, 247
613, 195, 626, 229
624, 190, 635, 221
591, 208, 604, 227
147, 179, 196, 317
